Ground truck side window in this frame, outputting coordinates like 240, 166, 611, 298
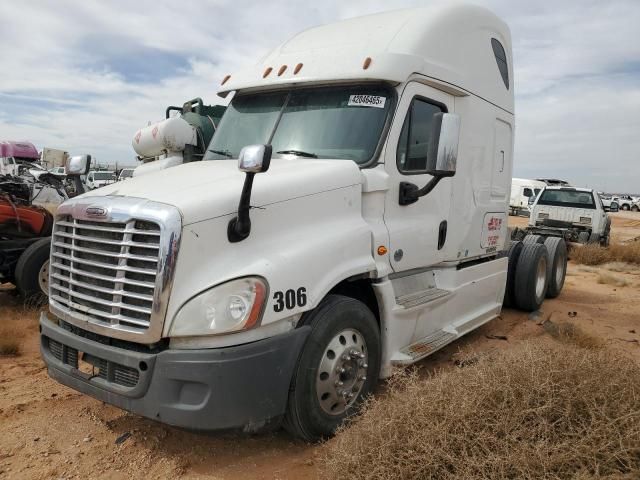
396, 99, 444, 173
523, 188, 533, 197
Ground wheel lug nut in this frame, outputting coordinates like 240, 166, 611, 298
335, 380, 343, 387
359, 353, 365, 359
361, 363, 368, 369
359, 375, 367, 381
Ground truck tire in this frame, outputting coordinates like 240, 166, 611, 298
514, 243, 549, 312
503, 241, 523, 308
543, 237, 567, 298
621, 203, 630, 211
15, 237, 51, 305
283, 294, 380, 441
632, 205, 639, 212
523, 234, 544, 244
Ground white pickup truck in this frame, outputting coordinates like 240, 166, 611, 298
528, 186, 611, 246
40, 5, 566, 441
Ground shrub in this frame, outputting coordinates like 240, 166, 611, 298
571, 241, 640, 266
321, 343, 640, 480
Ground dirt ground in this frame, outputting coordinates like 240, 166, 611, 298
1, 213, 639, 480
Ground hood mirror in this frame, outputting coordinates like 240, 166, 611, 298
65, 154, 91, 176
228, 144, 272, 243
65, 154, 91, 195
238, 144, 272, 173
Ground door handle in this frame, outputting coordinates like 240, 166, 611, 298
438, 220, 447, 250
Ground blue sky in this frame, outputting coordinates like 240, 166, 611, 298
0, 0, 639, 192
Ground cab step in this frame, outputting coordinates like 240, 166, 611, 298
395, 287, 451, 309
392, 329, 458, 365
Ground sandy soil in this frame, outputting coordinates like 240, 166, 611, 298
1, 213, 639, 479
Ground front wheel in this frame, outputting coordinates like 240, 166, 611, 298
15, 237, 51, 305
283, 294, 380, 442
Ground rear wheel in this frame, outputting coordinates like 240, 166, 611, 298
632, 205, 639, 212
621, 204, 630, 211
283, 295, 380, 442
15, 237, 51, 305
503, 241, 523, 308
514, 243, 549, 311
523, 234, 544, 244
543, 237, 567, 298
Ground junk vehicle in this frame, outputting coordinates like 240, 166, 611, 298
615, 195, 640, 212
41, 147, 69, 171
0, 141, 40, 176
599, 193, 619, 212
40, 5, 568, 441
526, 186, 611, 246
84, 170, 116, 190
131, 97, 225, 177
510, 178, 546, 216
0, 156, 89, 300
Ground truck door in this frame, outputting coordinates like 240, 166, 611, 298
383, 83, 454, 272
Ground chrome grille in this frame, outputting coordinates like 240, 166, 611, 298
50, 215, 161, 331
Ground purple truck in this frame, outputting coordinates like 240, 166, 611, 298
0, 141, 40, 176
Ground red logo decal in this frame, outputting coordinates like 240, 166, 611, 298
151, 126, 159, 139
488, 217, 503, 231
134, 131, 142, 144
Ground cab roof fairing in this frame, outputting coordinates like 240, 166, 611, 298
217, 4, 513, 113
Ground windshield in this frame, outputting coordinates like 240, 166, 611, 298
94, 172, 115, 180
538, 189, 596, 209
204, 85, 392, 164
120, 170, 133, 178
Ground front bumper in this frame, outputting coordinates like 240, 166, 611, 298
40, 313, 310, 432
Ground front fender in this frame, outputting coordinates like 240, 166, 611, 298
163, 184, 375, 336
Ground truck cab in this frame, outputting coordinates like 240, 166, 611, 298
40, 5, 552, 441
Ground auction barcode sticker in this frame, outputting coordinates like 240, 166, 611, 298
348, 95, 386, 108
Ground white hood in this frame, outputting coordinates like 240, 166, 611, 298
79, 158, 363, 225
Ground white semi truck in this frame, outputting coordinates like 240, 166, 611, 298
40, 5, 566, 441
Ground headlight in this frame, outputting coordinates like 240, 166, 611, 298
170, 277, 267, 336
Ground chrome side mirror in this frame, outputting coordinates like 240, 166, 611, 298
238, 144, 272, 173
228, 144, 272, 242
65, 154, 91, 176
426, 113, 460, 177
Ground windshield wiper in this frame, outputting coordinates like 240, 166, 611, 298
208, 149, 233, 158
276, 149, 318, 158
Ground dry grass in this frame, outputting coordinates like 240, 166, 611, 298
572, 242, 640, 266
597, 272, 630, 287
0, 300, 40, 356
543, 320, 604, 349
321, 343, 640, 480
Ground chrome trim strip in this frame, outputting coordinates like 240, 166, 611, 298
49, 196, 182, 344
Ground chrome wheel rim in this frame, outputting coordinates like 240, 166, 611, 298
38, 260, 49, 296
316, 328, 368, 416
535, 257, 547, 299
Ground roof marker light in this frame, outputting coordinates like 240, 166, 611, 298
263, 67, 273, 78
278, 65, 287, 76
221, 74, 231, 85
363, 57, 372, 70
294, 63, 303, 74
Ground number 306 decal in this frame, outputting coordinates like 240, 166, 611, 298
273, 287, 307, 312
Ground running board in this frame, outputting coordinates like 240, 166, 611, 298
392, 329, 458, 365
395, 287, 451, 309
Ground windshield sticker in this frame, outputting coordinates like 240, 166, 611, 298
348, 95, 386, 108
